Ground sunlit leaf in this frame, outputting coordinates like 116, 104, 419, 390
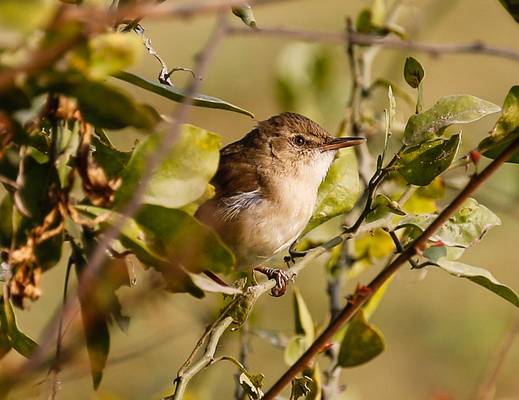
306, 148, 360, 231
403, 95, 500, 145
397, 198, 501, 248
117, 124, 221, 209
69, 33, 141, 80
284, 335, 308, 366
479, 86, 519, 163
430, 259, 519, 308
337, 310, 385, 367
114, 72, 255, 118
293, 287, 314, 340
395, 134, 460, 186
403, 57, 424, 89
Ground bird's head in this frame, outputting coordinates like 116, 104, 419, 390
251, 112, 365, 179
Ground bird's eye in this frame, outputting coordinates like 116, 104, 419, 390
294, 135, 306, 146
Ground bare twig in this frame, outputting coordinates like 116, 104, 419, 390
475, 316, 519, 400
262, 136, 519, 399
165, 317, 234, 400
227, 26, 519, 63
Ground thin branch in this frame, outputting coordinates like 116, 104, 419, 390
262, 136, 519, 399
475, 316, 519, 400
227, 26, 519, 63
165, 316, 234, 400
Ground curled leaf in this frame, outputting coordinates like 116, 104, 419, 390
403, 57, 424, 89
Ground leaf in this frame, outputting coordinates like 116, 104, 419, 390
188, 273, 241, 296
395, 134, 461, 186
499, 0, 519, 23
290, 376, 313, 400
232, 4, 257, 28
479, 86, 519, 163
366, 194, 406, 223
239, 372, 265, 400
284, 335, 308, 366
75, 205, 235, 296
337, 310, 385, 367
58, 80, 159, 130
403, 57, 424, 89
91, 135, 132, 180
0, 194, 13, 248
0, 0, 56, 34
293, 287, 315, 340
403, 95, 500, 145
114, 72, 255, 118
0, 296, 39, 359
117, 124, 221, 209
397, 198, 501, 248
431, 259, 519, 308
306, 148, 360, 231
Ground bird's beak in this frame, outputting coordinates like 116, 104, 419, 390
321, 136, 366, 151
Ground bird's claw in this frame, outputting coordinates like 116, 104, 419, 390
254, 266, 291, 297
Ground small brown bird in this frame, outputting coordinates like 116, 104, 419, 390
196, 112, 364, 295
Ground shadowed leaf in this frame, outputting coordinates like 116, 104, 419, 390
0, 296, 39, 359
395, 134, 460, 186
338, 310, 385, 367
403, 57, 424, 88
114, 72, 255, 118
499, 0, 519, 23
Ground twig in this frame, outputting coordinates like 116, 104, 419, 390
227, 26, 519, 63
165, 316, 234, 400
262, 136, 519, 400
475, 316, 519, 400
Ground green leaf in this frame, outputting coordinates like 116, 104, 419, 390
86, 33, 142, 79
479, 86, 519, 163
0, 0, 56, 35
290, 376, 313, 400
114, 72, 255, 118
366, 194, 406, 222
75, 205, 235, 296
306, 148, 360, 231
499, 0, 519, 23
91, 135, 132, 180
0, 194, 13, 248
398, 198, 501, 248
431, 259, 519, 307
239, 372, 264, 400
284, 335, 308, 366
58, 80, 159, 130
337, 310, 385, 367
0, 296, 39, 359
293, 287, 315, 340
403, 95, 500, 145
117, 124, 221, 209
232, 4, 257, 28
403, 57, 424, 89
395, 134, 461, 186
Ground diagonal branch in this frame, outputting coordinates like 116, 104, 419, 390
262, 135, 519, 399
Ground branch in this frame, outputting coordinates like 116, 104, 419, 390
227, 26, 519, 63
166, 316, 234, 400
262, 135, 519, 399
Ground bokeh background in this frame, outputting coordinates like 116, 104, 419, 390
4, 0, 519, 399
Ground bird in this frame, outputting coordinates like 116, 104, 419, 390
196, 112, 365, 296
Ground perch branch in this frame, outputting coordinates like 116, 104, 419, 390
262, 136, 519, 399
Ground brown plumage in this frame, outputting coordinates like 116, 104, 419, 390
196, 112, 364, 269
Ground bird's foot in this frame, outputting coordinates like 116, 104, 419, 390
254, 266, 291, 297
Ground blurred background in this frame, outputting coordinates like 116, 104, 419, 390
4, 0, 519, 399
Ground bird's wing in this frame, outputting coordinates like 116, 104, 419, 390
195, 140, 263, 225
